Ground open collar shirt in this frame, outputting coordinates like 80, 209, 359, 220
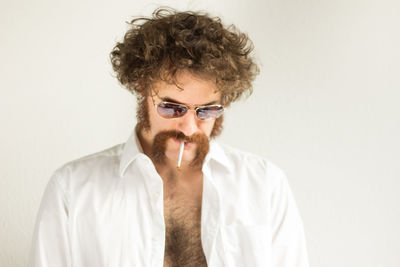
29, 130, 309, 267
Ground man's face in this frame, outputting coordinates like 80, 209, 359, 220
139, 71, 222, 166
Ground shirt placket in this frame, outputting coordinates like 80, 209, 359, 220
201, 165, 222, 266
145, 162, 165, 267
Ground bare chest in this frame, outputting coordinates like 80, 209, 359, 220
163, 187, 207, 267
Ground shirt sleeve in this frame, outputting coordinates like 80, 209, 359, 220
270, 167, 309, 267
28, 171, 71, 267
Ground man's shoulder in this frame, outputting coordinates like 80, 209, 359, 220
53, 142, 125, 178
212, 142, 286, 179
211, 142, 289, 194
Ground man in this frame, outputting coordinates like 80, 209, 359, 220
29, 8, 309, 267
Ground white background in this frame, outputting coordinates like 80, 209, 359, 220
1, 0, 399, 266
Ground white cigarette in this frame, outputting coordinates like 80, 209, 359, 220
177, 141, 185, 170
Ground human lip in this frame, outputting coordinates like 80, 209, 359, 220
173, 138, 193, 148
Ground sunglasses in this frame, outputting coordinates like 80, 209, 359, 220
150, 91, 223, 120
155, 101, 224, 120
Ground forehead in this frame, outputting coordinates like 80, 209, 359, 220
152, 71, 221, 105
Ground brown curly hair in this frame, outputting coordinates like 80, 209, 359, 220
110, 8, 259, 106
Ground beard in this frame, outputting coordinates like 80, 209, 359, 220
151, 130, 210, 167
136, 95, 224, 167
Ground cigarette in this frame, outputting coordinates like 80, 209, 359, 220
177, 141, 185, 170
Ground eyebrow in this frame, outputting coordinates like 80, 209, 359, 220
160, 96, 219, 106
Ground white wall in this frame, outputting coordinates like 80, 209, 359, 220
1, 0, 399, 266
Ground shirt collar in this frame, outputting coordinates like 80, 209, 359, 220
204, 140, 233, 174
119, 128, 233, 177
119, 127, 146, 177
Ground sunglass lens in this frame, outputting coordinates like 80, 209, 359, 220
196, 106, 224, 120
157, 102, 188, 118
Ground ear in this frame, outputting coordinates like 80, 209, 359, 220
133, 82, 145, 95
135, 82, 157, 98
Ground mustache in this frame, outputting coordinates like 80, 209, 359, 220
151, 130, 210, 166
153, 130, 209, 143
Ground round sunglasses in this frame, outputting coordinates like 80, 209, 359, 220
151, 93, 224, 120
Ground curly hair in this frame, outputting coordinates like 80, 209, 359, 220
110, 8, 259, 106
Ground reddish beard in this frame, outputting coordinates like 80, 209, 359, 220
136, 95, 223, 167
151, 130, 210, 167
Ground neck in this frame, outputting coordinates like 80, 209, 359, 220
155, 161, 203, 183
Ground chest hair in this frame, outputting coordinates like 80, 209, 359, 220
163, 188, 207, 267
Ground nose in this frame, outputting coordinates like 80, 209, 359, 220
178, 110, 200, 137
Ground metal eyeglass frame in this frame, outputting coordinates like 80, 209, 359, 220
150, 91, 224, 121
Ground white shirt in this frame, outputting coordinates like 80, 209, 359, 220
29, 131, 309, 267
